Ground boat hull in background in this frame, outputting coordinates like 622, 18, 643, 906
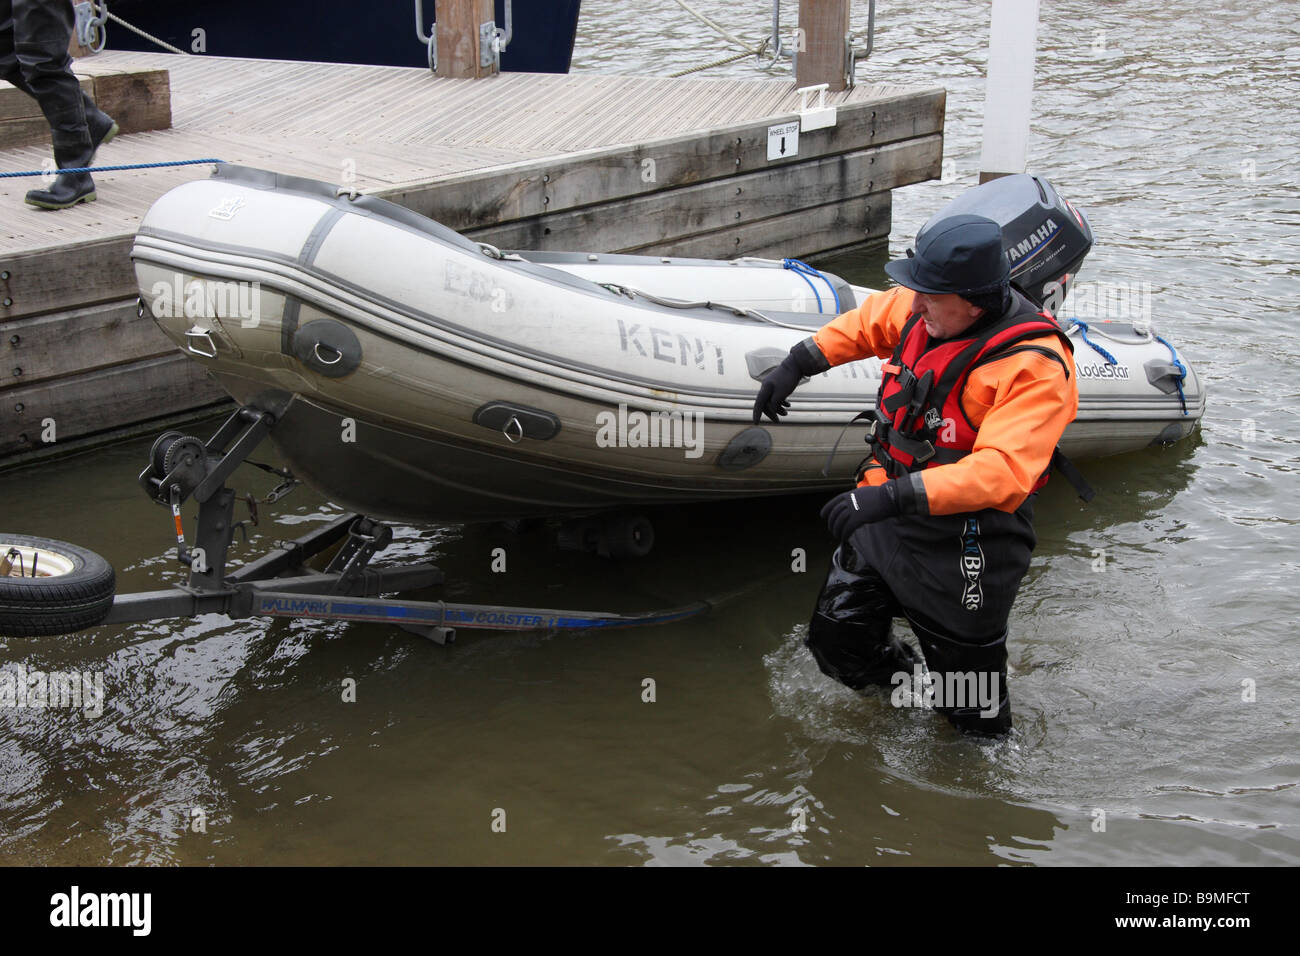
105, 0, 582, 73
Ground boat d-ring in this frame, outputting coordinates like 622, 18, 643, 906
292, 319, 362, 378
314, 342, 344, 366
185, 326, 218, 358
336, 185, 360, 201
472, 401, 561, 441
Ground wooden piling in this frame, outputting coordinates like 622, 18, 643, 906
796, 0, 852, 91
436, 0, 498, 79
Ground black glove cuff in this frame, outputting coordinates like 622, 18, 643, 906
790, 337, 831, 376
893, 473, 929, 516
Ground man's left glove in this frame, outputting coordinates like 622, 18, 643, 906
820, 481, 902, 540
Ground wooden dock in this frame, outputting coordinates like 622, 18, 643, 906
1, 51, 943, 466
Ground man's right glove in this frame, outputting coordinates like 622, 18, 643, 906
752, 338, 830, 423
820, 482, 901, 539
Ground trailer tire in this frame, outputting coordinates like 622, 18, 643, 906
602, 513, 655, 559
0, 535, 116, 637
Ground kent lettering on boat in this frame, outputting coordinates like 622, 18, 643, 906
49, 886, 151, 936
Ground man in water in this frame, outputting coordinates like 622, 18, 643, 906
753, 214, 1078, 736
1, 0, 118, 209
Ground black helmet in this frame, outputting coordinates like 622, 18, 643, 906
883, 213, 1011, 297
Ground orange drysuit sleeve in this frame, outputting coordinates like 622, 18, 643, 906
811, 286, 1079, 515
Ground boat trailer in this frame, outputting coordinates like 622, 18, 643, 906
11, 404, 715, 642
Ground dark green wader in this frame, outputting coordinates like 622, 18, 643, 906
1, 0, 116, 207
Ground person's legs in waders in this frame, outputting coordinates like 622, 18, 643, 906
1, 0, 117, 209
888, 503, 1037, 737
806, 501, 1035, 737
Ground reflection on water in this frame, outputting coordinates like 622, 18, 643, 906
2, 0, 1299, 865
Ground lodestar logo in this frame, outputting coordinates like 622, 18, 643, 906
208, 196, 245, 220
49, 886, 151, 936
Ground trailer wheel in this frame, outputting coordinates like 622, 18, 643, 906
602, 513, 655, 559
0, 535, 116, 637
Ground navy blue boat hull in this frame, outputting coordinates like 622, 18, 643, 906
106, 0, 581, 73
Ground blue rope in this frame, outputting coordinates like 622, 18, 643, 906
1154, 333, 1189, 416
783, 257, 841, 314
0, 158, 223, 178
1068, 319, 1119, 365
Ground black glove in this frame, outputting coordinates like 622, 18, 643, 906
752, 339, 829, 424
820, 482, 902, 540
753, 355, 802, 423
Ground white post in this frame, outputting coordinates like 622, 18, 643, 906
978, 0, 1040, 183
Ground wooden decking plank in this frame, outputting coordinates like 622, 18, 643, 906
1, 51, 939, 273
0, 352, 226, 456
1, 299, 174, 389
463, 137, 938, 254
630, 192, 893, 261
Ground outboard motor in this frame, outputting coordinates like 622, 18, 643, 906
924, 174, 1093, 316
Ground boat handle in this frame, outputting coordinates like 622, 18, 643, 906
502, 416, 524, 443
313, 342, 344, 366
185, 327, 218, 359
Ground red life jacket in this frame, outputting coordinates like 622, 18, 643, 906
864, 290, 1075, 491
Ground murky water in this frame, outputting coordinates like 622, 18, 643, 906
2, 0, 1297, 865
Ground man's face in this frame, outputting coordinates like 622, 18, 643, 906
911, 291, 984, 340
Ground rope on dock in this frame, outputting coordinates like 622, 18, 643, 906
105, 11, 191, 56
669, 0, 767, 56
0, 159, 223, 178
669, 38, 770, 78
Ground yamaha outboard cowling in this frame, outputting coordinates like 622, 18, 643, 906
924, 174, 1093, 316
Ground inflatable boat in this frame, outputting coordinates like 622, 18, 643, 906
129, 166, 1204, 524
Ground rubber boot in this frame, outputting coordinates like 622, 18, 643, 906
24, 144, 96, 210
807, 614, 920, 690
83, 91, 119, 157
805, 544, 918, 690
908, 617, 1012, 737
24, 98, 116, 209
